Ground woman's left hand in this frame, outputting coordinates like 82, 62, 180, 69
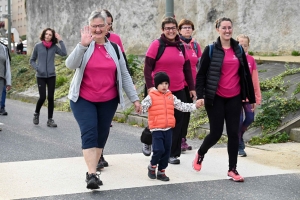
55, 33, 62, 41
189, 90, 197, 101
133, 101, 141, 114
251, 103, 256, 112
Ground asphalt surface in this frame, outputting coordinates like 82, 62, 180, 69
0, 99, 299, 200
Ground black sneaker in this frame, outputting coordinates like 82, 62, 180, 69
96, 161, 104, 171
0, 108, 7, 115
33, 113, 39, 125
157, 170, 170, 181
85, 172, 101, 189
99, 155, 109, 167
47, 118, 57, 127
148, 165, 156, 179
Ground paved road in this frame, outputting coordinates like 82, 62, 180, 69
0, 99, 299, 200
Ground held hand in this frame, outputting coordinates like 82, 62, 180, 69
189, 90, 197, 101
55, 33, 62, 41
196, 99, 204, 108
81, 26, 95, 47
6, 85, 11, 91
133, 101, 141, 114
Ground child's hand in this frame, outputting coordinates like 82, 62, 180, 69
196, 99, 204, 108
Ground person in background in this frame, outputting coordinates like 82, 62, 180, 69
0, 42, 12, 123
95, 9, 133, 171
16, 39, 24, 54
30, 28, 67, 127
194, 17, 255, 182
178, 19, 202, 151
141, 72, 201, 181
65, 10, 140, 190
236, 34, 261, 157
143, 17, 196, 164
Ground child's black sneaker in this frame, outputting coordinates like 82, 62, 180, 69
33, 113, 39, 125
157, 169, 169, 181
85, 172, 101, 189
148, 164, 156, 179
47, 118, 57, 127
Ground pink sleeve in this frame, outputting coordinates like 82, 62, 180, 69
145, 40, 159, 59
252, 69, 261, 105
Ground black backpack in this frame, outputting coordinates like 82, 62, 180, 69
155, 38, 186, 61
110, 41, 120, 60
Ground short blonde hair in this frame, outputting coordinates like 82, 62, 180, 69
236, 34, 250, 46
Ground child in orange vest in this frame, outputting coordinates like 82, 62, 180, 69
140, 72, 201, 181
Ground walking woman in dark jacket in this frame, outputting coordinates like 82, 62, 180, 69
193, 17, 255, 182
30, 28, 67, 127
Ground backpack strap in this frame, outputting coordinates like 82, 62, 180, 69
155, 38, 165, 61
178, 42, 186, 59
193, 41, 198, 55
209, 44, 214, 59
110, 42, 120, 60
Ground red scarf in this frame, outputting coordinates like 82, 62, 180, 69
42, 41, 52, 48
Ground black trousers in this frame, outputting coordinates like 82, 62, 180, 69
170, 89, 186, 158
199, 94, 242, 169
35, 76, 56, 119
181, 86, 193, 140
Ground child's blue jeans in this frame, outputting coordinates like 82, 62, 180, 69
151, 129, 172, 170
239, 102, 254, 149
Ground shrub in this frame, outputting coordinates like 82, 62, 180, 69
291, 50, 300, 56
248, 51, 254, 56
55, 76, 68, 88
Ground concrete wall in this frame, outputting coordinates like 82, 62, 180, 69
26, 0, 300, 55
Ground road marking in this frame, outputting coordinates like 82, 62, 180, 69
0, 148, 299, 199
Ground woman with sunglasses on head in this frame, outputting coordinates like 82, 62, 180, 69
66, 10, 140, 190
193, 17, 255, 182
178, 19, 202, 152
143, 17, 196, 165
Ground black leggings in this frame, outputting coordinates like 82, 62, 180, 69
198, 94, 242, 169
35, 76, 56, 119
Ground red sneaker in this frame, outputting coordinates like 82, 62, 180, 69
227, 168, 244, 182
192, 152, 204, 172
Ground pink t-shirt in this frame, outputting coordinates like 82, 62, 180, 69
183, 42, 202, 85
146, 40, 189, 92
246, 54, 257, 75
80, 44, 118, 102
216, 47, 240, 98
108, 32, 125, 52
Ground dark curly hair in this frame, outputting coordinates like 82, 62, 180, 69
39, 28, 58, 44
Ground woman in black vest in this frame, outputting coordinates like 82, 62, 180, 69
193, 17, 255, 182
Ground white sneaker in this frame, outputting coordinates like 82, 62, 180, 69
142, 143, 151, 156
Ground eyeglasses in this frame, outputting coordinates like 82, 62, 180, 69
107, 23, 113, 26
164, 27, 177, 31
90, 24, 106, 29
181, 27, 192, 30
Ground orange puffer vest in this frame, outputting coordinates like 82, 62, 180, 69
148, 90, 175, 129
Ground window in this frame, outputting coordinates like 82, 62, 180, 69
5, 5, 8, 11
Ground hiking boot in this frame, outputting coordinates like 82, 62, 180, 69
181, 138, 187, 151
193, 152, 204, 172
86, 172, 103, 186
47, 118, 57, 127
148, 164, 156, 179
227, 168, 244, 182
96, 161, 104, 171
0, 108, 7, 116
168, 157, 180, 164
85, 172, 101, 189
99, 155, 109, 167
33, 113, 39, 125
157, 169, 170, 181
142, 143, 151, 156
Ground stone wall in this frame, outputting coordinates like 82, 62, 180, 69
26, 0, 300, 55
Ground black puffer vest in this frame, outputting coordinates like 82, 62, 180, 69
204, 37, 254, 105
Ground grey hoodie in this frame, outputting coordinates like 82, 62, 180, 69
30, 41, 67, 78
